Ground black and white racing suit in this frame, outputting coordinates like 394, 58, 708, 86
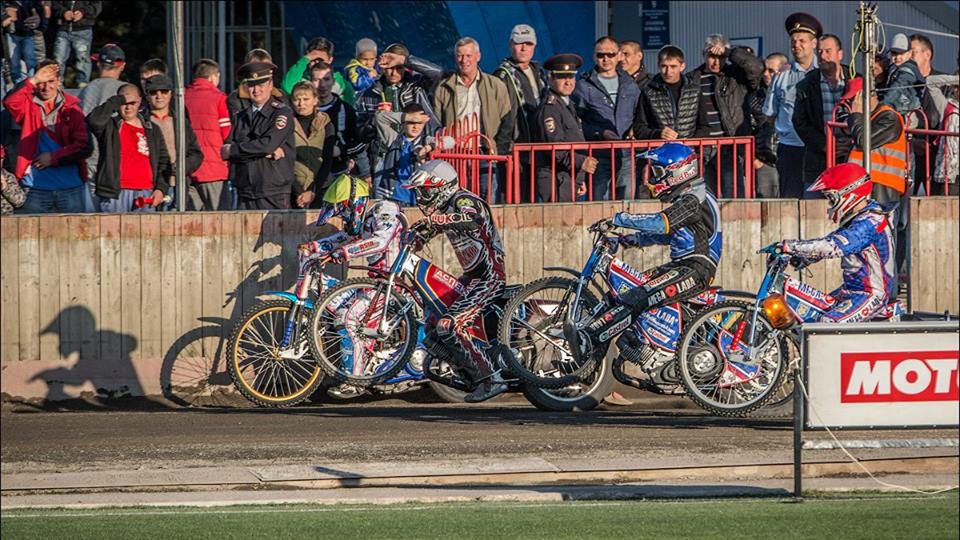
413, 190, 506, 381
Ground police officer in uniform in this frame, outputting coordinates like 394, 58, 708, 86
221, 61, 296, 209
534, 54, 598, 202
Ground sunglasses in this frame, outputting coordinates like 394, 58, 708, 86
595, 52, 618, 59
148, 89, 171, 96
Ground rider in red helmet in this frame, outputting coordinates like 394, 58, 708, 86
772, 163, 897, 322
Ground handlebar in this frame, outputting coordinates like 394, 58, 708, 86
588, 218, 615, 234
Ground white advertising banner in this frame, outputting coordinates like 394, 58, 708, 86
803, 321, 960, 429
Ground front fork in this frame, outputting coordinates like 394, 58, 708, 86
280, 271, 314, 349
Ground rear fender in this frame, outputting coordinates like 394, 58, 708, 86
261, 291, 314, 310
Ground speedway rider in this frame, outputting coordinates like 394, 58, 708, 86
579, 142, 722, 358
403, 159, 509, 403
298, 173, 408, 397
766, 163, 896, 322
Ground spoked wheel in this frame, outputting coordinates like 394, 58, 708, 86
308, 278, 417, 386
499, 277, 602, 389
227, 299, 324, 408
522, 352, 614, 411
751, 333, 800, 418
675, 300, 787, 416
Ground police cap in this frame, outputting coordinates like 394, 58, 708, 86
238, 61, 277, 85
544, 54, 583, 76
784, 12, 822, 38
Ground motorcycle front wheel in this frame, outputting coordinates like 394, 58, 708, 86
675, 300, 788, 416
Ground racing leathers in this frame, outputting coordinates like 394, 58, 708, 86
782, 201, 895, 323
586, 181, 722, 343
301, 199, 406, 271
412, 190, 506, 382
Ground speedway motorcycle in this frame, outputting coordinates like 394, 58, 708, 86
304, 229, 613, 411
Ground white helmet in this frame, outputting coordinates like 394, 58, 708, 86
403, 159, 460, 214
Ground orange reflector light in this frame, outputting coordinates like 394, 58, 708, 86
762, 294, 796, 329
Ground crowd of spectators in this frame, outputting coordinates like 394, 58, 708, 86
1, 11, 957, 215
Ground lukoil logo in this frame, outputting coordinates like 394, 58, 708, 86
840, 351, 959, 403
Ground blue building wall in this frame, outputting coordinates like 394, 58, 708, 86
283, 1, 595, 73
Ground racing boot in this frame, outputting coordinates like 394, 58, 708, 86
327, 383, 366, 399
464, 371, 508, 403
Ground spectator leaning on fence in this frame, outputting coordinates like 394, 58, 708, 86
632, 45, 700, 142
793, 33, 855, 192
51, 0, 99, 88
750, 52, 788, 198
691, 33, 763, 198
87, 84, 171, 212
909, 34, 945, 196
144, 73, 203, 207
291, 80, 335, 209
373, 102, 435, 205
281, 36, 354, 106
763, 12, 821, 199
78, 43, 127, 183
3, 59, 91, 213
534, 53, 597, 203
221, 61, 295, 210
183, 58, 232, 211
433, 36, 514, 202
572, 36, 641, 201
882, 33, 922, 118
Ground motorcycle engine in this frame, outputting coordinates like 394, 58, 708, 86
620, 341, 681, 387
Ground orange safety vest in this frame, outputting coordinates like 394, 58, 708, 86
848, 105, 908, 194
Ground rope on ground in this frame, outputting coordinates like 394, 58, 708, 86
796, 375, 960, 496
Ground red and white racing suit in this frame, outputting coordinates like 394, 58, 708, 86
413, 190, 506, 381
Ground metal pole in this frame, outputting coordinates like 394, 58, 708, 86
858, 2, 878, 172
172, 0, 187, 211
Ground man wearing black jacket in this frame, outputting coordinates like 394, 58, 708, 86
633, 46, 701, 141
143, 74, 203, 208
792, 34, 855, 193
87, 84, 170, 212
689, 34, 763, 197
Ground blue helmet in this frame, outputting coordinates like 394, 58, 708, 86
638, 142, 699, 199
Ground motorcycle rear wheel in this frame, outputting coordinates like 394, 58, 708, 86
499, 277, 603, 389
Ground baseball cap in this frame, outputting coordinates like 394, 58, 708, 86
143, 74, 173, 92
889, 33, 910, 54
91, 43, 125, 65
510, 24, 537, 45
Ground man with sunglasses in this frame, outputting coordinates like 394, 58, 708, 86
221, 61, 296, 210
572, 36, 641, 201
143, 74, 203, 210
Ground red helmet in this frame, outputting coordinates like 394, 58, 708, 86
808, 163, 872, 225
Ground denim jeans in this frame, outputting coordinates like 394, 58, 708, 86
5, 33, 36, 83
97, 189, 158, 213
53, 29, 93, 85
592, 151, 633, 201
19, 186, 87, 214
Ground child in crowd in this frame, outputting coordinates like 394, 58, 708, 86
344, 38, 379, 95
373, 103, 437, 205
1, 147, 26, 215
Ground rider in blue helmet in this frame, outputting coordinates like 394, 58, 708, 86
578, 142, 723, 357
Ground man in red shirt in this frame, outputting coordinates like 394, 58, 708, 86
184, 58, 232, 210
87, 84, 170, 212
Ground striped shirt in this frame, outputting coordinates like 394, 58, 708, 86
699, 73, 724, 136
763, 59, 818, 147
820, 76, 845, 126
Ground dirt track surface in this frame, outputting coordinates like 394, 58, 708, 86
3, 395, 956, 476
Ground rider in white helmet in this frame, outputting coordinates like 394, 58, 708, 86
403, 159, 508, 402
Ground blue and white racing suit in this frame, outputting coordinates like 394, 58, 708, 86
784, 202, 896, 323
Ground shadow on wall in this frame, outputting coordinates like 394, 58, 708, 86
159, 211, 338, 408
29, 305, 145, 405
